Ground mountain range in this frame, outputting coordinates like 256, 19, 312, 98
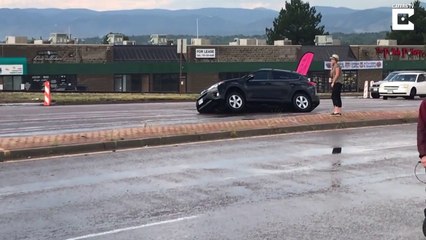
0, 3, 425, 40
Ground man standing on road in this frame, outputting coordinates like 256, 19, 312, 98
330, 54, 343, 116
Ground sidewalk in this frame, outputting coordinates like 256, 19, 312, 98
0, 110, 418, 161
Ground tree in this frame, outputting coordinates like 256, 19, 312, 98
266, 0, 327, 45
387, 0, 426, 45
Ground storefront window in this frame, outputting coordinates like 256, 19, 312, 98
114, 74, 144, 92
152, 74, 179, 93
114, 75, 131, 92
24, 75, 77, 91
308, 72, 329, 93
1, 76, 22, 91
309, 70, 358, 93
342, 71, 358, 92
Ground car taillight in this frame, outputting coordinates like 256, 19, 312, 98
308, 81, 316, 86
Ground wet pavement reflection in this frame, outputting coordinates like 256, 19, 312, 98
0, 124, 423, 240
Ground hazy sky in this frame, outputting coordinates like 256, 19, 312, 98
0, 0, 397, 11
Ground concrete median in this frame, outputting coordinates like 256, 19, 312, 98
0, 110, 418, 162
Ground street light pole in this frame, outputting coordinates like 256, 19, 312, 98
179, 39, 183, 94
196, 18, 199, 39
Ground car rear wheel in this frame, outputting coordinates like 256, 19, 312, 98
292, 93, 312, 112
225, 91, 246, 112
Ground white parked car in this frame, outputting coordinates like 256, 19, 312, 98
379, 71, 426, 100
370, 71, 401, 99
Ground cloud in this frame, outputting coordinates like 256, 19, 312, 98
240, 2, 272, 9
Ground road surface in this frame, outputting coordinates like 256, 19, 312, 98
0, 124, 424, 239
0, 98, 421, 137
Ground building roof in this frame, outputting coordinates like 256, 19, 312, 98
300, 46, 357, 62
113, 45, 182, 62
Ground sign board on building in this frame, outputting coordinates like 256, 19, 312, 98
196, 49, 216, 59
376, 47, 426, 59
324, 61, 383, 70
0, 64, 24, 75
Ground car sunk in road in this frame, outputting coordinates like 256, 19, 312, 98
196, 68, 320, 113
379, 71, 426, 100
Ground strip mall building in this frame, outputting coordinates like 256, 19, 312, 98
0, 43, 425, 93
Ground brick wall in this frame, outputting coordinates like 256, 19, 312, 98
187, 45, 301, 63
78, 74, 113, 92
358, 70, 383, 90
0, 44, 110, 63
187, 73, 219, 93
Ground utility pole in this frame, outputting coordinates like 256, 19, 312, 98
196, 18, 199, 39
178, 39, 186, 94
179, 39, 183, 94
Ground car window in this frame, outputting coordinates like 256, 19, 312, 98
393, 74, 417, 82
418, 74, 426, 82
272, 71, 300, 80
253, 71, 269, 80
384, 73, 397, 81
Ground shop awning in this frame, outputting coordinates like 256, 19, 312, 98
300, 46, 357, 61
113, 45, 182, 62
0, 57, 27, 75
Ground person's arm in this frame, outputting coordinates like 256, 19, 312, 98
417, 100, 426, 166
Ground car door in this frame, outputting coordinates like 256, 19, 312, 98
269, 70, 295, 101
245, 70, 274, 101
416, 74, 426, 95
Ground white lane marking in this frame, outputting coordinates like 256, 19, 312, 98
248, 166, 313, 177
65, 215, 198, 240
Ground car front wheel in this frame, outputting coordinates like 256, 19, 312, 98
409, 88, 417, 100
292, 93, 312, 112
371, 93, 380, 99
225, 91, 246, 112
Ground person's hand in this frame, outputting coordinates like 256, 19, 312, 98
421, 156, 426, 167
331, 82, 334, 88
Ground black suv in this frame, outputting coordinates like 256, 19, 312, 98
196, 68, 320, 113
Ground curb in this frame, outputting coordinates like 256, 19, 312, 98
0, 117, 416, 162
0, 93, 363, 106
0, 103, 42, 107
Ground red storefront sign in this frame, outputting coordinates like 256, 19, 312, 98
376, 47, 426, 59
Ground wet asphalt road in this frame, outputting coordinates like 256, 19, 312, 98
0, 98, 422, 137
0, 124, 424, 240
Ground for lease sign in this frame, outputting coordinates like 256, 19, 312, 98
196, 49, 216, 59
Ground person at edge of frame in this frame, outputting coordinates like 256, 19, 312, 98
329, 54, 343, 116
416, 99, 426, 237
418, 100, 426, 167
